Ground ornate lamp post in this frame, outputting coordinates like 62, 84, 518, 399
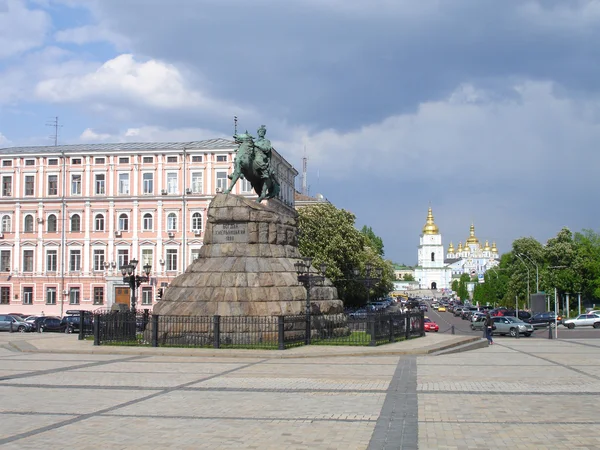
353, 263, 383, 308
295, 257, 327, 345
121, 258, 152, 314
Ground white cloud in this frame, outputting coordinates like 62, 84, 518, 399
79, 125, 225, 143
0, 132, 11, 147
54, 24, 129, 49
0, 0, 50, 59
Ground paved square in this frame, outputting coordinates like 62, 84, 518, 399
1, 335, 600, 449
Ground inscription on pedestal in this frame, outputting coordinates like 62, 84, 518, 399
213, 223, 248, 243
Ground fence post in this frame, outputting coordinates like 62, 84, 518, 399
78, 310, 84, 340
405, 313, 410, 340
420, 311, 425, 336
142, 309, 149, 332
93, 315, 100, 346
389, 316, 394, 343
278, 315, 285, 350
548, 323, 553, 339
151, 314, 159, 347
451, 325, 455, 335
9, 317, 13, 333
369, 314, 376, 346
213, 315, 221, 349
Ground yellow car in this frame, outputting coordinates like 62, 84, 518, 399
437, 305, 447, 312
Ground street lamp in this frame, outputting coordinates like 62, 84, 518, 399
518, 253, 539, 293
353, 263, 384, 308
121, 258, 152, 314
514, 254, 530, 310
295, 257, 327, 344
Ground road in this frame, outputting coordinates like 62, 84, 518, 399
425, 305, 600, 340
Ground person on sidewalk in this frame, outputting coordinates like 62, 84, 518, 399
485, 313, 494, 345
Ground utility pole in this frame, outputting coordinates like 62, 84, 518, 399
46, 116, 62, 146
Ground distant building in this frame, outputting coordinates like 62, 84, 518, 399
294, 192, 329, 208
0, 139, 297, 316
414, 207, 452, 290
445, 224, 500, 280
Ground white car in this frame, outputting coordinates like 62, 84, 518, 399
562, 313, 600, 329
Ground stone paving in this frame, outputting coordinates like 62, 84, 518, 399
1, 334, 600, 449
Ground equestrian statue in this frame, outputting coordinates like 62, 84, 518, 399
224, 124, 280, 203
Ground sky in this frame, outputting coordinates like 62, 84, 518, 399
1, 0, 600, 265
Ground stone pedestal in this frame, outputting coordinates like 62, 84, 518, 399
153, 193, 344, 317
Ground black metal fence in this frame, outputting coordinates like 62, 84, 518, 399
90, 310, 425, 349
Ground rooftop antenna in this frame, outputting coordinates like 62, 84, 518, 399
46, 116, 62, 146
234, 116, 238, 135
301, 148, 308, 196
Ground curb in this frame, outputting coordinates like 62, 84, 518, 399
429, 338, 489, 355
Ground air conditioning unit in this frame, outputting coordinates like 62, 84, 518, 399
168, 231, 175, 238
194, 230, 201, 236
185, 188, 192, 195
0, 232, 4, 239
161, 189, 168, 195
114, 231, 122, 237
37, 218, 43, 224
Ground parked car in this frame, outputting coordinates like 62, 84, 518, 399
424, 318, 439, 332
60, 312, 93, 333
525, 312, 560, 328
563, 314, 600, 329
437, 305, 446, 312
8, 313, 29, 320
502, 310, 532, 321
472, 316, 534, 337
33, 316, 65, 332
454, 307, 466, 317
0, 314, 34, 332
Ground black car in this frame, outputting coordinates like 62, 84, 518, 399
525, 312, 558, 328
33, 316, 65, 332
502, 310, 532, 321
60, 314, 93, 333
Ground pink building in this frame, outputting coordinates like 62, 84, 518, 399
0, 138, 297, 317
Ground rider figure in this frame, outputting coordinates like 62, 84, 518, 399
254, 125, 273, 181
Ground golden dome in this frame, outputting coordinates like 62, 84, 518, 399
484, 240, 491, 251
457, 242, 463, 252
447, 242, 455, 253
492, 241, 498, 253
422, 207, 439, 235
466, 223, 479, 245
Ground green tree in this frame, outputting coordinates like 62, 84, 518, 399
360, 225, 384, 257
451, 280, 459, 292
403, 273, 415, 281
457, 273, 470, 301
573, 229, 600, 300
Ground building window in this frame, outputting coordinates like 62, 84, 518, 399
23, 250, 33, 272
23, 215, 34, 233
166, 249, 178, 271
93, 287, 104, 305
46, 250, 57, 272
142, 249, 153, 267
141, 287, 152, 305
23, 287, 33, 305
167, 213, 177, 231
240, 178, 252, 193
25, 159, 35, 166
167, 173, 177, 194
48, 159, 58, 166
71, 158, 82, 165
0, 287, 10, 304
95, 214, 105, 231
143, 156, 154, 163
118, 213, 129, 231
71, 214, 81, 232
93, 249, 105, 271
143, 173, 153, 194
69, 249, 81, 271
1, 215, 11, 232
47, 214, 57, 232
71, 174, 82, 195
191, 212, 202, 232
46, 287, 56, 305
191, 172, 203, 193
191, 155, 202, 163
118, 173, 129, 195
2, 160, 12, 167
167, 156, 177, 163
2, 176, 12, 196
216, 155, 227, 162
119, 157, 129, 164
191, 248, 201, 262
69, 287, 80, 305
431, 252, 435, 262
143, 213, 153, 231
95, 174, 105, 195
95, 157, 105, 164
117, 249, 129, 270
215, 171, 227, 192
48, 175, 58, 195
0, 250, 10, 272
24, 176, 34, 196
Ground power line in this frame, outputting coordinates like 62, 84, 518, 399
46, 116, 63, 146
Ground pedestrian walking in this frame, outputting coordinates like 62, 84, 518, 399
485, 313, 494, 345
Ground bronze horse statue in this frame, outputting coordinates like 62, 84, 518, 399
224, 132, 280, 202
